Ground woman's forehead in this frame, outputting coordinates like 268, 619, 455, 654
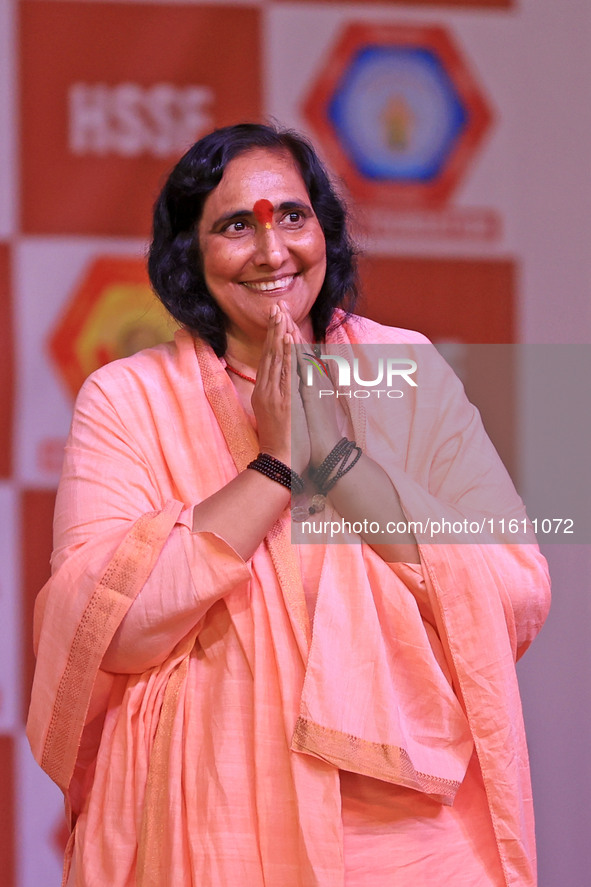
210, 148, 309, 209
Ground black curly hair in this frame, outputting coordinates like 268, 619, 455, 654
148, 123, 358, 355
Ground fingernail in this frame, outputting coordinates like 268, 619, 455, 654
270, 304, 278, 317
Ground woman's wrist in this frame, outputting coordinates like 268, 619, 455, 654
256, 444, 291, 465
309, 434, 344, 468
309, 438, 362, 494
247, 453, 305, 494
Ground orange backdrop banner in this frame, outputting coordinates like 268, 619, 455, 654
20, 1, 262, 237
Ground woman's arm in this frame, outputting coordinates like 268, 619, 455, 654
190, 307, 302, 558
52, 310, 299, 674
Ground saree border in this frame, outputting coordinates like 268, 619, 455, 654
41, 504, 182, 789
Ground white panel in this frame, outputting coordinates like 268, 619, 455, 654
0, 482, 19, 731
14, 237, 148, 487
0, 0, 16, 237
267, 1, 591, 340
511, 0, 591, 343
17, 732, 66, 887
266, 3, 515, 259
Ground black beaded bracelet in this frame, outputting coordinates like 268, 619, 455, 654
247, 453, 305, 494
309, 438, 352, 489
309, 437, 362, 495
321, 444, 362, 493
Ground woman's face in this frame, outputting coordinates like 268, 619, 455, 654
198, 148, 327, 348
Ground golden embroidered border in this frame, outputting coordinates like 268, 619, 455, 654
137, 655, 189, 887
292, 716, 461, 806
134, 339, 313, 884
194, 337, 311, 647
41, 505, 180, 790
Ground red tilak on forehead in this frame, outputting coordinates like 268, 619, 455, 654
253, 198, 274, 228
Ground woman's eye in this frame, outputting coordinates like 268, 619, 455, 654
282, 211, 305, 228
222, 220, 250, 235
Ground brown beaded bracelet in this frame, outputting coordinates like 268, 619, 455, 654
247, 453, 305, 494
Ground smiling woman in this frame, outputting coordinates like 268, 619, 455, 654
27, 123, 550, 887
148, 123, 358, 359
197, 147, 327, 360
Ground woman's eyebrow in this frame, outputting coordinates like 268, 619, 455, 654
276, 200, 312, 213
210, 209, 252, 229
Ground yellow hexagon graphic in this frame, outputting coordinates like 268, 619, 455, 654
49, 256, 176, 398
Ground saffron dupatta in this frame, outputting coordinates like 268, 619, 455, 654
27, 318, 550, 887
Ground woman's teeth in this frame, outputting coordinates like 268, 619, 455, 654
242, 275, 294, 293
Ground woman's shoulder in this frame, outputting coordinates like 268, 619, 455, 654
79, 329, 194, 395
337, 312, 432, 346
71, 330, 201, 425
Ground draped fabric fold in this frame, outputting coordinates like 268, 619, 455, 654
195, 336, 474, 805
291, 546, 474, 805
28, 501, 183, 794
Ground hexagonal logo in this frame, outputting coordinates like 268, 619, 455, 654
49, 256, 175, 398
304, 23, 492, 208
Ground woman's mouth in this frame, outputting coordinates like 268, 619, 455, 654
241, 274, 297, 294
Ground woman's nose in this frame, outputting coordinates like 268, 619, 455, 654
253, 226, 289, 268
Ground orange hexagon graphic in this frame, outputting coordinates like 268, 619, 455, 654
303, 23, 493, 208
49, 256, 175, 397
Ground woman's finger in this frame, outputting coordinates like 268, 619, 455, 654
267, 310, 288, 382
256, 305, 283, 388
280, 331, 294, 398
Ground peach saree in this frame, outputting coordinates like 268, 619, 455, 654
27, 317, 550, 887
